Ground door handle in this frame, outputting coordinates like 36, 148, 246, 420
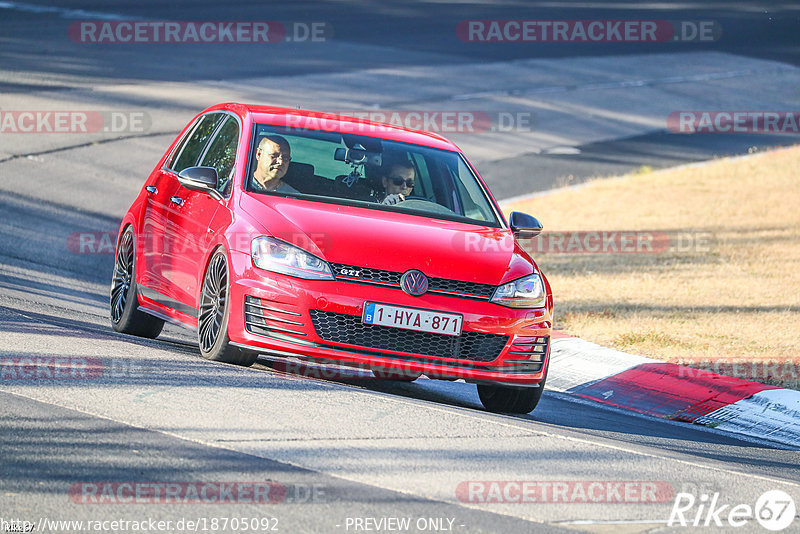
145, 186, 157, 194
169, 196, 184, 206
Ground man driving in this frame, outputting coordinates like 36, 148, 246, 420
252, 135, 299, 194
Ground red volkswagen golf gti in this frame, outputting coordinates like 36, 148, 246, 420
111, 103, 553, 413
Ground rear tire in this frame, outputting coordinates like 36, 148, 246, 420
198, 249, 257, 367
110, 227, 164, 339
477, 373, 546, 414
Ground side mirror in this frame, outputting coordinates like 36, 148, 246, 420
177, 166, 223, 200
510, 211, 543, 240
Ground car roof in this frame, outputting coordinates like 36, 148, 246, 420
212, 102, 463, 152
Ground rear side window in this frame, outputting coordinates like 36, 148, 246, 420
170, 113, 224, 173
199, 116, 240, 194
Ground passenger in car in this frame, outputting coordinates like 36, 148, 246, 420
251, 135, 300, 194
377, 159, 416, 205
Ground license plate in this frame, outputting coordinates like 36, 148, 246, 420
362, 302, 463, 336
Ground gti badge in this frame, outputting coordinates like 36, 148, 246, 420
400, 270, 428, 296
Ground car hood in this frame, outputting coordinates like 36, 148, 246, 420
239, 194, 535, 285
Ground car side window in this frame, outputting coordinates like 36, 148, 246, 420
199, 116, 239, 194
171, 113, 224, 173
409, 152, 433, 199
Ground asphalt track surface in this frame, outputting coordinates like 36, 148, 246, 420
1, 1, 800, 533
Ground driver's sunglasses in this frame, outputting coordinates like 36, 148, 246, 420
389, 176, 415, 188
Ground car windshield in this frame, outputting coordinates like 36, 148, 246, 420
247, 123, 501, 226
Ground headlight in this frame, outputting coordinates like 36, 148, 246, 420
251, 236, 334, 280
490, 274, 547, 308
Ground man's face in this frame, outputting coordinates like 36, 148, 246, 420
382, 165, 415, 196
255, 139, 291, 183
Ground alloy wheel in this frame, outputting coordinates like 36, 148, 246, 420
199, 253, 228, 353
110, 230, 134, 323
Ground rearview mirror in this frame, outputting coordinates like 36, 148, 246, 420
510, 211, 543, 240
177, 166, 223, 200
334, 145, 381, 165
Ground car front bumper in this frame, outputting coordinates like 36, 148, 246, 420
226, 250, 552, 386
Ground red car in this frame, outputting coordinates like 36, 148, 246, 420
110, 103, 553, 413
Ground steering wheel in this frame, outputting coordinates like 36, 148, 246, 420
397, 196, 455, 215
399, 195, 434, 203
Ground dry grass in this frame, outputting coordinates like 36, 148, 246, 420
501, 146, 800, 388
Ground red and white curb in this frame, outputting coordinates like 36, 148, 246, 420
548, 335, 800, 448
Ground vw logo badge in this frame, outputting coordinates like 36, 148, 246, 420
400, 270, 428, 297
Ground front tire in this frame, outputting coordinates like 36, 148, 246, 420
110, 227, 164, 338
477, 373, 547, 414
198, 249, 257, 367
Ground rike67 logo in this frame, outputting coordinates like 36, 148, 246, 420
668, 490, 796, 531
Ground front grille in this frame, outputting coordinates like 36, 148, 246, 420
309, 310, 508, 362
330, 263, 495, 300
332, 264, 399, 285
429, 276, 495, 298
